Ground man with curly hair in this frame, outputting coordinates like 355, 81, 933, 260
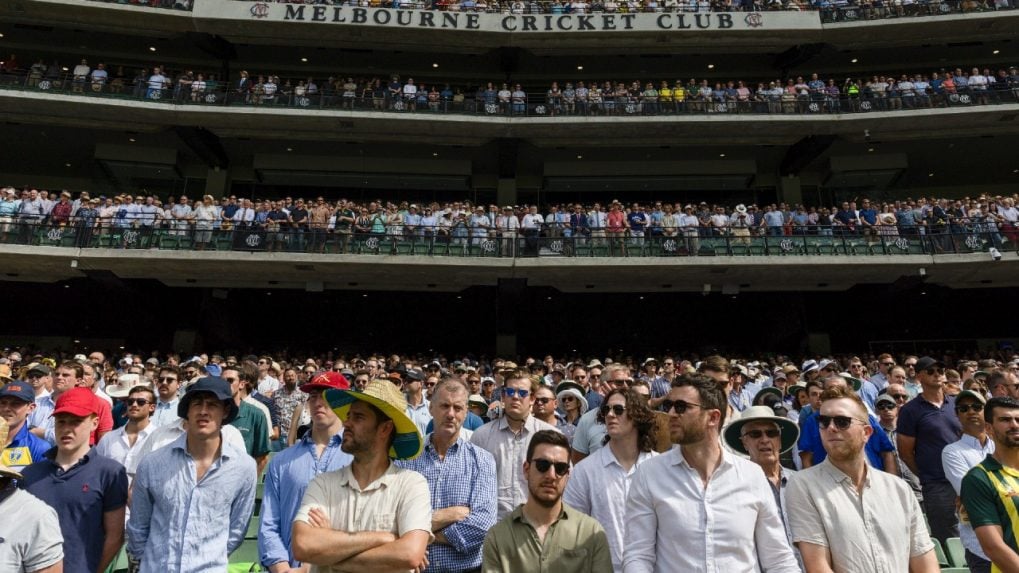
564, 388, 659, 572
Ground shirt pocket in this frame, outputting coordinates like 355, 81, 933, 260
371, 512, 395, 532
555, 548, 590, 569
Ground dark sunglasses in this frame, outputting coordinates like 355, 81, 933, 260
424, 382, 437, 388
601, 404, 627, 417
956, 403, 985, 414
661, 399, 702, 415
534, 397, 552, 405
561, 396, 576, 402
925, 367, 945, 375
881, 362, 895, 367
503, 387, 530, 399
742, 428, 780, 439
818, 415, 863, 431
876, 403, 897, 411
157, 376, 178, 384
125, 398, 150, 406
531, 458, 570, 477
609, 378, 633, 387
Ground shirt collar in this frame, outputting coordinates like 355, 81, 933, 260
424, 433, 464, 456
339, 461, 398, 493
819, 457, 871, 489
960, 433, 993, 452
170, 431, 236, 460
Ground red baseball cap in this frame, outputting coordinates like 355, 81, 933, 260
52, 387, 99, 418
300, 371, 350, 394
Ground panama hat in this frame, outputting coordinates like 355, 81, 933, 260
0, 419, 22, 479
326, 379, 423, 460
723, 405, 799, 456
106, 373, 144, 399
753, 386, 784, 405
837, 372, 863, 392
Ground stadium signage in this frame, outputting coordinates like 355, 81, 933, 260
231, 3, 808, 32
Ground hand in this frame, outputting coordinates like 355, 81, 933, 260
308, 507, 330, 529
413, 548, 430, 573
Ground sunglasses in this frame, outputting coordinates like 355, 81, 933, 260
925, 367, 946, 375
890, 393, 909, 402
424, 382, 436, 388
531, 458, 570, 477
609, 378, 633, 388
742, 428, 780, 439
661, 399, 702, 415
502, 387, 530, 399
876, 403, 897, 411
561, 396, 576, 402
600, 404, 626, 417
534, 397, 552, 405
158, 377, 178, 384
125, 398, 150, 406
818, 415, 864, 431
956, 403, 985, 414
881, 362, 895, 367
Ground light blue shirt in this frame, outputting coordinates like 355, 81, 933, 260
29, 392, 54, 431
258, 431, 352, 569
127, 433, 256, 573
151, 398, 181, 428
406, 398, 432, 438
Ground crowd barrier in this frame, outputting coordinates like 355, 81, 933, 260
2, 68, 1017, 117
2, 219, 1014, 257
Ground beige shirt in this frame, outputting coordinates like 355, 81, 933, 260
470, 415, 561, 520
785, 458, 934, 573
294, 462, 432, 573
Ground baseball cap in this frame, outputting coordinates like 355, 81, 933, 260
914, 356, 943, 372
301, 371, 350, 394
875, 394, 897, 408
52, 387, 100, 417
956, 389, 987, 405
0, 382, 35, 403
26, 363, 52, 376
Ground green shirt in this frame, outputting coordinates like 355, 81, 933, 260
229, 401, 270, 458
961, 454, 1019, 570
482, 503, 613, 573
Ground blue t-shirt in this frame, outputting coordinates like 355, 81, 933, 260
798, 411, 895, 469
627, 212, 647, 232
20, 450, 129, 573
859, 208, 878, 225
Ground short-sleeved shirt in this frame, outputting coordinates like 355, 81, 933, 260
482, 503, 613, 573
786, 459, 934, 573
961, 455, 1019, 560
896, 394, 961, 483
20, 450, 129, 573
294, 463, 432, 573
0, 487, 63, 572
230, 401, 271, 458
2, 422, 50, 473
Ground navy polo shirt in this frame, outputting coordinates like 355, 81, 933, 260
20, 450, 129, 573
896, 393, 962, 484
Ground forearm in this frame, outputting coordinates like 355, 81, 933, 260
982, 539, 1019, 573
99, 531, 124, 572
883, 452, 900, 476
899, 450, 920, 477
333, 532, 428, 572
292, 523, 393, 565
800, 451, 813, 469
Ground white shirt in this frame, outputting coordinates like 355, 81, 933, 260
623, 446, 799, 573
257, 375, 280, 396
942, 434, 995, 560
563, 444, 658, 572
521, 213, 544, 229
94, 423, 158, 476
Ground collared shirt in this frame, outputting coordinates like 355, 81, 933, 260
259, 431, 352, 569
405, 397, 432, 439
127, 434, 257, 572
623, 447, 799, 573
294, 462, 433, 573
272, 387, 308, 443
28, 392, 54, 432
563, 444, 658, 572
1, 422, 50, 473
0, 487, 63, 572
482, 503, 613, 573
571, 408, 606, 457
21, 450, 129, 573
470, 415, 560, 520
942, 434, 995, 560
396, 434, 498, 572
94, 423, 157, 475
786, 458, 934, 573
127, 421, 247, 478
151, 397, 181, 428
896, 393, 961, 483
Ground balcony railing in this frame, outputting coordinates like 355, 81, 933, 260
3, 219, 1014, 258
3, 68, 1018, 117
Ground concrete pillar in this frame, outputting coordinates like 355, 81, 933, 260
495, 278, 526, 358
778, 175, 803, 206
497, 178, 518, 208
205, 167, 230, 197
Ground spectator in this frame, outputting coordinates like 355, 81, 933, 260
94, 384, 157, 479
21, 387, 128, 573
0, 380, 50, 472
875, 386, 923, 500
223, 364, 272, 475
151, 365, 182, 427
571, 364, 632, 463
127, 377, 256, 571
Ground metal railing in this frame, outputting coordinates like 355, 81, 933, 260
79, 0, 192, 11
2, 219, 1015, 258
2, 69, 1018, 117
819, 0, 1017, 22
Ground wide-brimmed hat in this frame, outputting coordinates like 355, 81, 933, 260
106, 373, 144, 399
555, 381, 589, 414
468, 394, 489, 409
177, 377, 239, 424
786, 383, 807, 398
0, 419, 22, 480
325, 379, 423, 460
723, 405, 799, 456
753, 386, 784, 405
735, 204, 748, 214
837, 372, 863, 392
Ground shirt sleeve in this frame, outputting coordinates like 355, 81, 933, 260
797, 417, 818, 455
481, 526, 502, 573
228, 456, 258, 555
294, 475, 328, 526
962, 465, 1003, 529
752, 473, 801, 572
622, 464, 656, 573
869, 418, 895, 453
440, 449, 497, 554
895, 403, 918, 438
942, 444, 971, 495
257, 457, 290, 567
25, 497, 64, 572
250, 413, 271, 458
572, 415, 594, 455
590, 526, 614, 573
104, 462, 129, 512
396, 471, 434, 537
905, 486, 935, 558
126, 457, 154, 558
562, 461, 593, 516
785, 472, 829, 547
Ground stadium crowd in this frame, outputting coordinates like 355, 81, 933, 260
3, 346, 1019, 571
5, 57, 1019, 115
2, 187, 1018, 254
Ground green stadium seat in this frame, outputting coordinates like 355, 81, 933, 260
932, 538, 949, 567
227, 540, 263, 572
245, 515, 260, 539
945, 537, 965, 567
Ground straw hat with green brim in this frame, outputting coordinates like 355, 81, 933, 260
786, 383, 807, 397
0, 418, 22, 479
837, 372, 863, 392
754, 386, 784, 405
723, 405, 800, 456
325, 379, 423, 461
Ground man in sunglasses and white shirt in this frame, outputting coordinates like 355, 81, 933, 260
471, 370, 559, 521
624, 374, 800, 573
786, 385, 938, 572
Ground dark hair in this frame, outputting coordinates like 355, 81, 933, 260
225, 362, 259, 391
158, 365, 181, 379
57, 361, 84, 378
698, 355, 729, 375
526, 429, 570, 461
598, 388, 656, 453
986, 371, 1009, 391
985, 396, 1019, 424
128, 386, 157, 414
671, 373, 727, 426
